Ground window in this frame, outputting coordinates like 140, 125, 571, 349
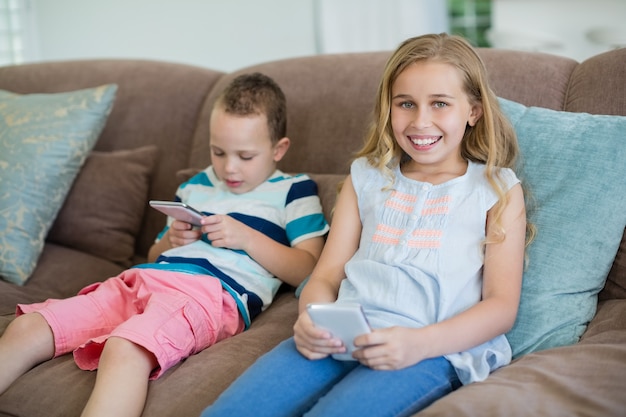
447, 0, 492, 47
0, 0, 36, 66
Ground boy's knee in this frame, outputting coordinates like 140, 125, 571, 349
2, 313, 55, 362
101, 337, 158, 369
102, 337, 141, 357
6, 313, 51, 342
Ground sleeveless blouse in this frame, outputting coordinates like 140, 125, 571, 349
337, 157, 520, 384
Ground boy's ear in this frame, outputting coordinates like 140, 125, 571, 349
273, 137, 290, 162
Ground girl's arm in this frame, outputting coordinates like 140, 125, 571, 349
298, 175, 362, 310
294, 175, 363, 359
354, 183, 527, 370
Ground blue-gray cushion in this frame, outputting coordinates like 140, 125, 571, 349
500, 98, 626, 357
0, 85, 117, 285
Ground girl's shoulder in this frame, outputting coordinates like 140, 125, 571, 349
350, 156, 373, 171
467, 161, 517, 182
499, 167, 520, 189
350, 157, 387, 188
468, 161, 519, 190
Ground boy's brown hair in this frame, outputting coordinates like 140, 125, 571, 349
215, 72, 287, 143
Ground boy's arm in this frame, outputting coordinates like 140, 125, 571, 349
201, 211, 325, 287
147, 220, 203, 263
147, 236, 169, 263
248, 234, 325, 287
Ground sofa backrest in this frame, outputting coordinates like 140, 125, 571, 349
566, 48, 626, 116
189, 52, 389, 176
189, 48, 590, 176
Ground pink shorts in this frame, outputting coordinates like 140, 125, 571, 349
17, 268, 244, 379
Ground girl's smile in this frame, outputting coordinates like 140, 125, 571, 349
409, 135, 442, 149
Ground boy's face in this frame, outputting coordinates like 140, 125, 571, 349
209, 106, 289, 194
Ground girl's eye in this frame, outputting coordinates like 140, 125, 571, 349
433, 102, 447, 109
400, 101, 414, 109
240, 155, 254, 161
212, 150, 225, 157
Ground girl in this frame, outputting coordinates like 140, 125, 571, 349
202, 33, 528, 417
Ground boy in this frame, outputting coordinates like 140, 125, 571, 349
0, 73, 329, 417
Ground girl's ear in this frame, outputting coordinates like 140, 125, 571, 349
272, 137, 290, 162
468, 103, 484, 127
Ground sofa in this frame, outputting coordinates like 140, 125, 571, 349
0, 45, 624, 417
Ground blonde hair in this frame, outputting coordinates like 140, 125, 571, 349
356, 33, 529, 245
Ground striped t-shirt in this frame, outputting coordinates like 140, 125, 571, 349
136, 167, 329, 327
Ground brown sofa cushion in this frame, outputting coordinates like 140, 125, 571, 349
418, 299, 626, 417
604, 233, 626, 300
47, 146, 159, 266
307, 173, 344, 224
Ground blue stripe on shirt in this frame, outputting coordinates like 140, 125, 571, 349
286, 213, 327, 240
230, 212, 289, 246
286, 178, 318, 205
183, 208, 288, 247
181, 171, 213, 188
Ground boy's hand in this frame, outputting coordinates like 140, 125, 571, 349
167, 220, 203, 247
201, 214, 251, 250
293, 312, 345, 360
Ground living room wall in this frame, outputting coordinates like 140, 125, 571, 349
25, 0, 626, 71
491, 0, 626, 62
33, 0, 318, 71
31, 0, 450, 71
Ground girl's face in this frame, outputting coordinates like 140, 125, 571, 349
209, 106, 289, 194
390, 60, 482, 180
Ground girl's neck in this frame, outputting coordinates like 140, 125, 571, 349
400, 157, 468, 185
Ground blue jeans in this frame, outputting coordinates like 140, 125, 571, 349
202, 338, 461, 417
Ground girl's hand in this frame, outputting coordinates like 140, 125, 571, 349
352, 326, 426, 370
167, 220, 203, 247
293, 312, 345, 360
201, 214, 251, 250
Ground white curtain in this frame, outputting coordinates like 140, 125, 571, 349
314, 0, 449, 54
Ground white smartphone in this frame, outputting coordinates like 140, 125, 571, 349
306, 302, 371, 361
149, 200, 204, 227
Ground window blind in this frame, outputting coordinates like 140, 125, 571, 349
0, 0, 33, 66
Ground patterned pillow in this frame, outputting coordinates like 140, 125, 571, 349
0, 85, 117, 285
